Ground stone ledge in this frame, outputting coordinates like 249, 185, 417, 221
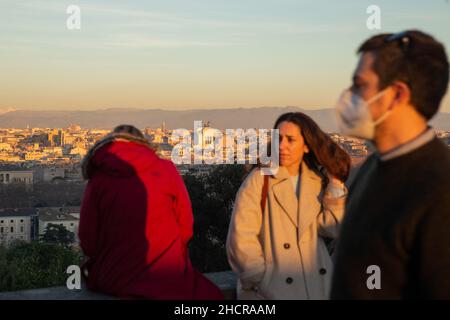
0, 271, 237, 300
204, 271, 237, 300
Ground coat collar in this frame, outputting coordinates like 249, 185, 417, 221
271, 162, 322, 182
271, 162, 323, 236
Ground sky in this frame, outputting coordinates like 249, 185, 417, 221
0, 0, 449, 112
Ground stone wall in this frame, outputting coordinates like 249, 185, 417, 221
0, 271, 237, 300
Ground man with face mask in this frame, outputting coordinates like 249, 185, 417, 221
330, 30, 450, 299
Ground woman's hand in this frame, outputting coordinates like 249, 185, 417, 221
325, 173, 347, 199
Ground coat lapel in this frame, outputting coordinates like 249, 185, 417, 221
298, 162, 323, 239
272, 166, 298, 228
271, 163, 324, 232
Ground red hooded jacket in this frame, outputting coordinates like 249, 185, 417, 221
79, 134, 223, 299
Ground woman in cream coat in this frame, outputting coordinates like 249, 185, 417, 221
227, 112, 351, 300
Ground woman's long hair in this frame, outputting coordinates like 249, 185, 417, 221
273, 112, 350, 183
113, 124, 145, 138
82, 124, 157, 180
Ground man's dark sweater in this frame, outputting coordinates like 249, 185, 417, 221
330, 137, 450, 299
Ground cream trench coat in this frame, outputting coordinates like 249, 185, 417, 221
226, 162, 347, 300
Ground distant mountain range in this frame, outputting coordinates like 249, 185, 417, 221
0, 107, 449, 131
0, 108, 16, 115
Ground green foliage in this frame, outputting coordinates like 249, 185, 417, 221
0, 241, 82, 292
40, 223, 75, 248
185, 164, 247, 273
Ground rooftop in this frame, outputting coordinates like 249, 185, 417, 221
0, 167, 33, 173
0, 207, 37, 217
38, 209, 79, 222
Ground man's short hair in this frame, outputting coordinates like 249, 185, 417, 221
358, 30, 449, 120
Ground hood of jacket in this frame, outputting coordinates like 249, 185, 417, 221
81, 133, 159, 180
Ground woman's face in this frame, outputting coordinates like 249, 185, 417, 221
277, 121, 309, 172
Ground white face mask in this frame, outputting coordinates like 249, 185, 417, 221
334, 88, 392, 140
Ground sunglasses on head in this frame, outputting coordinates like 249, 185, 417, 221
384, 31, 413, 87
385, 31, 412, 54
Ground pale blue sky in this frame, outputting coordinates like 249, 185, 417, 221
1, 0, 449, 112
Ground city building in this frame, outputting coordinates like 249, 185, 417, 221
47, 129, 64, 147
0, 170, 33, 184
37, 207, 80, 243
42, 167, 65, 182
0, 208, 37, 247
0, 143, 12, 151
24, 151, 47, 161
69, 146, 87, 157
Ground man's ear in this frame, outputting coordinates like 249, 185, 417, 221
392, 81, 411, 107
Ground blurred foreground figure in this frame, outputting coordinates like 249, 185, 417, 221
79, 125, 223, 300
332, 30, 450, 299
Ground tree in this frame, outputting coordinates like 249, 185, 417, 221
184, 164, 246, 273
40, 223, 75, 248
0, 241, 82, 292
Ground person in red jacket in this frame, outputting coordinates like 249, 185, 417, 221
79, 124, 223, 300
